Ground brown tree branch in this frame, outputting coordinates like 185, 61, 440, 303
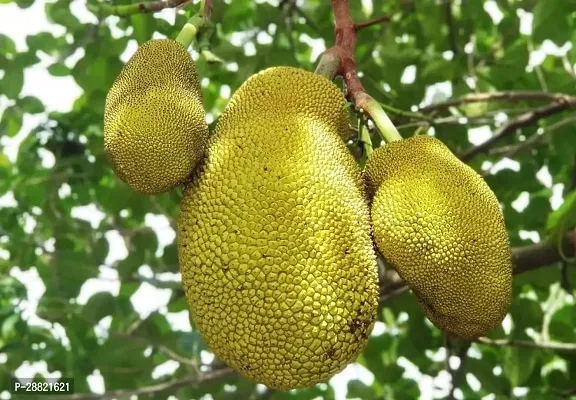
419, 91, 576, 113
315, 1, 365, 103
33, 369, 234, 400
315, 0, 401, 142
459, 99, 576, 162
379, 232, 576, 302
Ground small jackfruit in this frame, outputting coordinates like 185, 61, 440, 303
178, 66, 379, 389
104, 39, 208, 194
364, 134, 512, 340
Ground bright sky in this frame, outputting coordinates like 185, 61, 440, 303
0, 1, 572, 399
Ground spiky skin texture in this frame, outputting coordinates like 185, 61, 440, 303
178, 67, 379, 390
104, 39, 208, 194
364, 135, 512, 340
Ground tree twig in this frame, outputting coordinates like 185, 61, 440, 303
459, 99, 576, 162
488, 114, 576, 158
379, 231, 576, 302
33, 369, 234, 400
89, 0, 211, 17
89, 0, 189, 17
551, 387, 576, 397
475, 337, 576, 352
419, 91, 576, 113
354, 15, 390, 31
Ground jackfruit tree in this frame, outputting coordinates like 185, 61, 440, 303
1, 0, 576, 399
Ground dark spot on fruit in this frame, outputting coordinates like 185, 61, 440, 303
237, 145, 243, 150
277, 176, 281, 180
325, 347, 336, 360
348, 319, 362, 334
117, 131, 123, 136
222, 265, 229, 273
237, 284, 244, 291
263, 167, 268, 171
344, 248, 350, 255
234, 230, 239, 234
182, 244, 187, 248
360, 300, 365, 306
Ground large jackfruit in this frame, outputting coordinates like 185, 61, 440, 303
364, 134, 512, 340
178, 67, 379, 389
104, 39, 208, 194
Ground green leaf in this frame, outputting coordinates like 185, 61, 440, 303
15, 0, 34, 8
130, 14, 157, 44
1, 313, 20, 339
17, 96, 45, 114
0, 67, 24, 99
83, 292, 116, 324
0, 34, 16, 55
36, 297, 69, 323
503, 346, 539, 387
548, 305, 576, 342
48, 63, 71, 76
45, 0, 82, 31
26, 32, 60, 53
346, 379, 376, 399
532, 0, 576, 44
546, 190, 576, 244
0, 106, 23, 136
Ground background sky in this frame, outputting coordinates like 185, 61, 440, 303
0, 1, 573, 399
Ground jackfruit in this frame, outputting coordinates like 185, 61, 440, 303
364, 134, 512, 339
178, 66, 379, 389
104, 39, 208, 194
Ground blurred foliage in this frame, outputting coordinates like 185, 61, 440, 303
1, 0, 576, 399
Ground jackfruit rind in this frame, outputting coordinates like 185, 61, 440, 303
219, 67, 352, 141
105, 39, 202, 113
178, 66, 379, 389
104, 39, 208, 194
364, 134, 512, 340
105, 87, 207, 194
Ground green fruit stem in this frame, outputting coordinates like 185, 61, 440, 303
358, 120, 373, 169
314, 52, 402, 143
363, 98, 402, 142
175, 14, 206, 49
